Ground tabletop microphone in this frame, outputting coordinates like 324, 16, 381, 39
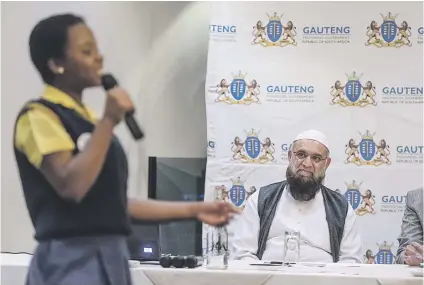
101, 74, 144, 140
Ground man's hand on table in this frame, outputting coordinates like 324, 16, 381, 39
404, 242, 423, 266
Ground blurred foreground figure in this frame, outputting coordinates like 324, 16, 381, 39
14, 13, 238, 285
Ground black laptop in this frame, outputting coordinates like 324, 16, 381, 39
127, 220, 160, 262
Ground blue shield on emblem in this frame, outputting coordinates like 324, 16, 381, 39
381, 20, 397, 43
359, 139, 376, 161
375, 250, 394, 264
230, 185, 246, 207
245, 136, 261, 159
266, 20, 283, 43
344, 189, 361, 210
230, 79, 247, 100
345, 80, 362, 102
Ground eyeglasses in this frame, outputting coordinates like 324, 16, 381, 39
293, 151, 327, 163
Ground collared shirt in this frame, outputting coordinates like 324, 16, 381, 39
232, 186, 363, 263
13, 85, 130, 241
14, 85, 97, 168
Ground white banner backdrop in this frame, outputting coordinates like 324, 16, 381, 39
204, 1, 423, 264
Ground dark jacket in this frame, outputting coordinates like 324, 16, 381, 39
256, 181, 349, 262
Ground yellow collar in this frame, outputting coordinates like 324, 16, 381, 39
42, 85, 97, 122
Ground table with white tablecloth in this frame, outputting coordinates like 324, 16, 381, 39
131, 261, 423, 285
2, 254, 423, 285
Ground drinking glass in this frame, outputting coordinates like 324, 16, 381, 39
283, 229, 300, 263
205, 225, 229, 269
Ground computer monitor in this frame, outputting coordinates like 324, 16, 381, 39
148, 156, 206, 257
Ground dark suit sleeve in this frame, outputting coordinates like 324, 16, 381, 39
396, 191, 423, 264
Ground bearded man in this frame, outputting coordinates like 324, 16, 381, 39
232, 130, 362, 263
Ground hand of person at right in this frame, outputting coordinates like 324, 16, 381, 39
103, 87, 134, 125
404, 242, 423, 266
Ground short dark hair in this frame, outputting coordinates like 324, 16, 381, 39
29, 14, 85, 84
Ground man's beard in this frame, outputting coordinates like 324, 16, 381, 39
286, 165, 325, 201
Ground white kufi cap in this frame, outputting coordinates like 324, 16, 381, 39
294, 130, 329, 151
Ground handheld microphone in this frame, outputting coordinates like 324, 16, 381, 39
185, 255, 203, 268
159, 255, 173, 268
171, 256, 186, 268
159, 255, 203, 268
101, 74, 144, 140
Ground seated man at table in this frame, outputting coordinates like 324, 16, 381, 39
395, 188, 423, 265
232, 130, 362, 263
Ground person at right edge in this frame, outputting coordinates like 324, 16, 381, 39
14, 14, 239, 285
395, 188, 423, 266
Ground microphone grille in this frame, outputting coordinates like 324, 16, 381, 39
101, 74, 118, 91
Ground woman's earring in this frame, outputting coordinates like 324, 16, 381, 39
57, 67, 64, 74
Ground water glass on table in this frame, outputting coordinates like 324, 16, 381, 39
205, 225, 229, 269
283, 229, 300, 264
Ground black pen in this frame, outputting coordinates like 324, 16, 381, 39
250, 261, 295, 266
